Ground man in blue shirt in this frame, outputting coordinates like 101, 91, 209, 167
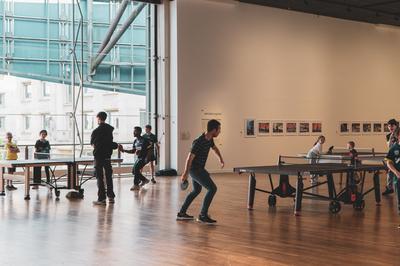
177, 119, 224, 224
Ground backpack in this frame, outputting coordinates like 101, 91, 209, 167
155, 168, 178, 176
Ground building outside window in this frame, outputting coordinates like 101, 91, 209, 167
65, 86, 73, 104
107, 111, 119, 130
0, 93, 4, 107
42, 82, 50, 97
24, 115, 31, 131
42, 114, 51, 130
0, 117, 5, 131
84, 113, 93, 130
22, 82, 32, 100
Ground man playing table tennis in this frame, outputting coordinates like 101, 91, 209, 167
384, 127, 400, 228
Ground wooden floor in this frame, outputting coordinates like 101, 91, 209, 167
0, 173, 399, 266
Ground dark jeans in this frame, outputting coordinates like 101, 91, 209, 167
95, 158, 115, 201
396, 181, 400, 211
387, 171, 394, 190
132, 158, 147, 185
179, 168, 217, 216
33, 166, 50, 184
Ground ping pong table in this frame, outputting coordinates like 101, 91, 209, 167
234, 154, 386, 215
0, 157, 123, 200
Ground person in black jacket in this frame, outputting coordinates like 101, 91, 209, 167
91, 111, 118, 205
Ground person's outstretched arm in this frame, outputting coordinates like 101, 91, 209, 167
212, 146, 224, 168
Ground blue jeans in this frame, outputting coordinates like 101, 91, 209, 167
179, 168, 217, 216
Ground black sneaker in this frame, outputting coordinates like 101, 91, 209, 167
5, 185, 12, 191
176, 212, 194, 220
197, 214, 217, 224
382, 188, 394, 196
151, 178, 156, 184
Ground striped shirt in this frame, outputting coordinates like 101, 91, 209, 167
190, 133, 215, 170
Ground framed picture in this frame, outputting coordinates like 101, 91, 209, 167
245, 119, 256, 137
285, 122, 297, 135
351, 122, 361, 134
362, 122, 372, 134
373, 122, 382, 134
339, 122, 350, 135
311, 122, 322, 135
299, 122, 310, 135
272, 122, 284, 135
383, 123, 390, 133
257, 120, 270, 136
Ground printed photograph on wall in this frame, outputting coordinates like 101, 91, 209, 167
245, 119, 255, 137
285, 122, 297, 135
272, 122, 284, 135
311, 122, 322, 135
383, 123, 390, 133
362, 123, 372, 134
257, 121, 270, 136
373, 123, 382, 133
339, 122, 349, 135
299, 122, 310, 135
351, 122, 361, 134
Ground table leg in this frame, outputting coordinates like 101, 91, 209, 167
294, 174, 303, 216
24, 166, 30, 200
0, 167, 5, 196
248, 173, 256, 210
373, 171, 381, 206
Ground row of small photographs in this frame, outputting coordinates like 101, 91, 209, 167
339, 122, 390, 135
245, 119, 322, 137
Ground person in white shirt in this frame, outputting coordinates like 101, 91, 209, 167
307, 135, 325, 185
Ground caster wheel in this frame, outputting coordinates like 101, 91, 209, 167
353, 199, 365, 211
268, 195, 277, 207
55, 190, 60, 197
329, 201, 341, 214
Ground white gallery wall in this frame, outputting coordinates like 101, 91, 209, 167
169, 0, 400, 172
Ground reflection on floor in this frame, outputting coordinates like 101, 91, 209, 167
0, 174, 399, 265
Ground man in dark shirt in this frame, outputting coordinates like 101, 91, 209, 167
384, 127, 400, 228
119, 126, 150, 191
177, 119, 224, 224
144, 124, 159, 184
91, 112, 118, 205
383, 118, 399, 196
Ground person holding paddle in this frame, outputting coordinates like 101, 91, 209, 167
176, 119, 224, 224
